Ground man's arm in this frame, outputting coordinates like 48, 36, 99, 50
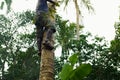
47, 0, 56, 5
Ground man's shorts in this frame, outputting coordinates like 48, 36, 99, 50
35, 11, 55, 32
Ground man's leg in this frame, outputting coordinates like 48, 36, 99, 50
43, 28, 56, 50
36, 26, 44, 56
35, 13, 45, 56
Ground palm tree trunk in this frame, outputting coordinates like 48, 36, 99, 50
38, 1, 56, 80
39, 32, 55, 80
40, 48, 54, 80
73, 0, 80, 40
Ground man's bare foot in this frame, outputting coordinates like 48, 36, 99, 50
43, 40, 54, 50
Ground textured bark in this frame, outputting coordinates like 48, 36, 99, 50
39, 32, 55, 80
38, 1, 56, 80
73, 0, 80, 40
40, 50, 54, 80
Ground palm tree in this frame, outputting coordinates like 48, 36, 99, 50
62, 0, 94, 39
35, 0, 57, 80
74, 0, 80, 40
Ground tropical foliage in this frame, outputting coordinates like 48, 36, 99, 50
0, 0, 120, 80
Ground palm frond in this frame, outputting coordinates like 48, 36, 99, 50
81, 0, 94, 13
61, 0, 70, 9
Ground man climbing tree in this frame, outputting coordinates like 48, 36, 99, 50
35, 0, 56, 56
34, 0, 58, 80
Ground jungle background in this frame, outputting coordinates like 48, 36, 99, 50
0, 0, 120, 80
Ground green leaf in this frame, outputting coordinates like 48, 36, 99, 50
62, 0, 69, 9
5, 0, 12, 13
55, 2, 60, 6
0, 2, 4, 9
69, 53, 78, 66
59, 63, 73, 80
70, 64, 92, 80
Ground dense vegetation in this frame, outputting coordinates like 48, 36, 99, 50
0, 0, 120, 80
